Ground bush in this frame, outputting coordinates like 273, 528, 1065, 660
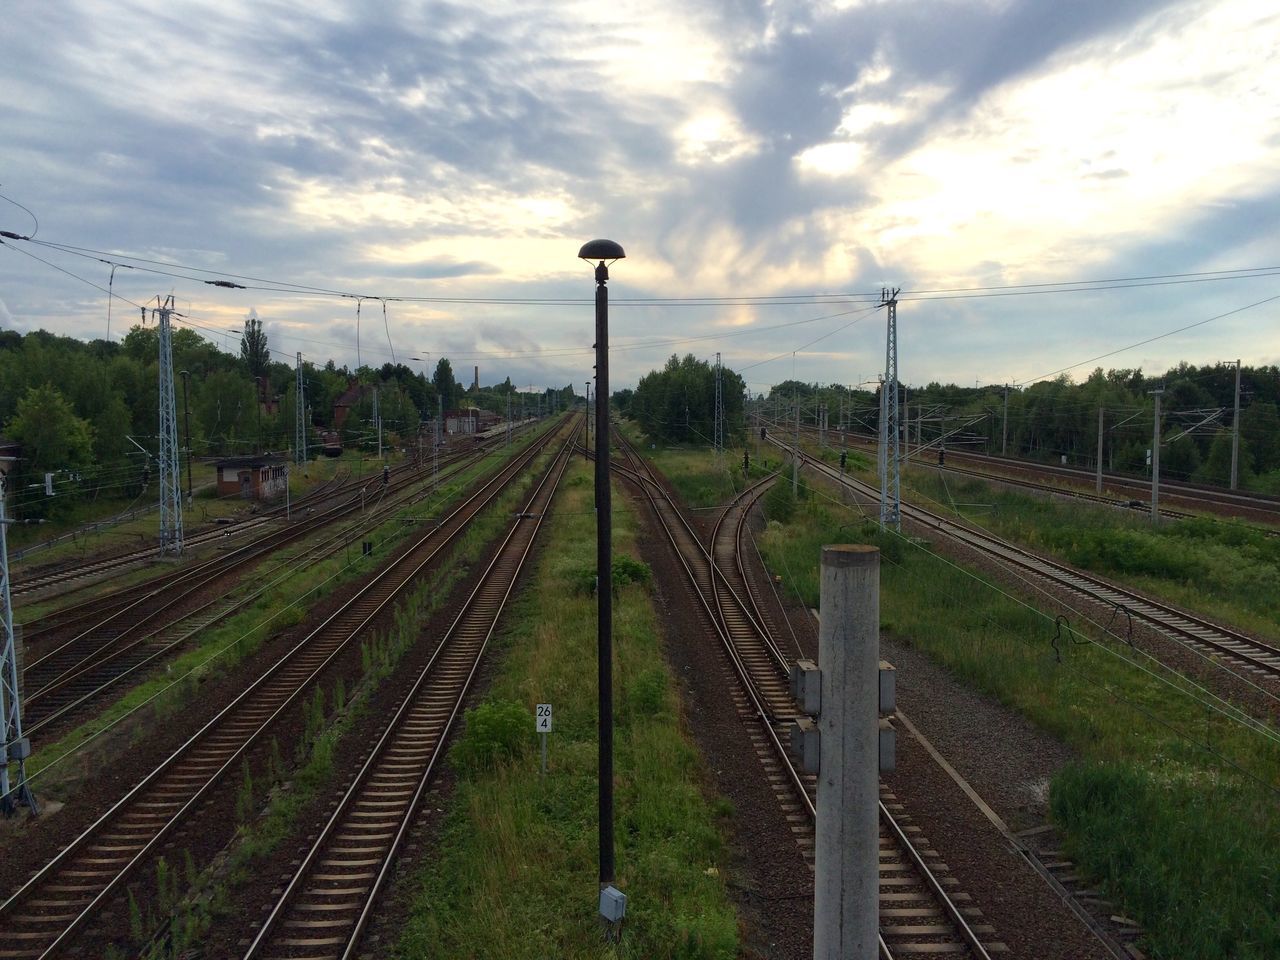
763, 476, 797, 523
613, 555, 652, 591
451, 700, 531, 773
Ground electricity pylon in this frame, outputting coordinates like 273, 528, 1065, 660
714, 352, 724, 454
154, 296, 184, 555
879, 287, 901, 531
295, 352, 306, 466
0, 478, 35, 815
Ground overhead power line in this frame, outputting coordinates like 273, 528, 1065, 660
13, 234, 1280, 306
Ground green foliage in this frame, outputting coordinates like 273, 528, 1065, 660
235, 757, 255, 824
629, 353, 747, 446
613, 554, 652, 590
5, 383, 94, 472
451, 699, 531, 773
400, 465, 738, 959
754, 462, 1280, 959
763, 476, 797, 522
1053, 762, 1280, 959
127, 888, 145, 942
239, 314, 270, 379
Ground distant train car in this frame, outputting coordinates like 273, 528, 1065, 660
321, 431, 343, 457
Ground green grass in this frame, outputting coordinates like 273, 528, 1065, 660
24, 428, 552, 796
396, 463, 738, 960
99, 438, 563, 956
902, 468, 1280, 643
751, 478, 1280, 960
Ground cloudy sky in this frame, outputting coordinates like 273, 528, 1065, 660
3, 0, 1278, 395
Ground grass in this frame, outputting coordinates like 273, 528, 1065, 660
752, 476, 1280, 960
22, 426, 552, 797
902, 467, 1280, 643
106, 437, 563, 957
396, 462, 738, 960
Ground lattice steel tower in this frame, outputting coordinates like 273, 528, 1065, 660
295, 352, 306, 466
713, 352, 724, 454
879, 287, 902, 530
154, 295, 184, 555
0, 478, 35, 815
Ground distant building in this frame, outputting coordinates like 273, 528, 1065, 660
332, 379, 368, 431
0, 438, 21, 481
444, 408, 501, 435
214, 454, 288, 500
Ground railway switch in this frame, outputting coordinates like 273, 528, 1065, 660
790, 658, 821, 714
789, 716, 820, 774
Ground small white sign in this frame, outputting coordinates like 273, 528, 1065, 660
535, 703, 553, 733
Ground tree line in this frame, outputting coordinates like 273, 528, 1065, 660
0, 324, 579, 519
616, 354, 747, 445
755, 362, 1280, 492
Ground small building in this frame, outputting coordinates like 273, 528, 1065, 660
332, 379, 368, 432
444, 408, 501, 435
214, 454, 288, 500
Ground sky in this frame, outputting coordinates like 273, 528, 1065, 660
2, 0, 1279, 397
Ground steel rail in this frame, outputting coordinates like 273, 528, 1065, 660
780, 438, 1280, 682
19, 439, 510, 738
0, 420, 566, 959
243, 430, 574, 960
614, 431, 993, 960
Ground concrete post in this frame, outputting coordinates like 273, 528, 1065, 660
1096, 406, 1104, 495
1150, 389, 1163, 526
815, 544, 879, 960
1230, 359, 1241, 490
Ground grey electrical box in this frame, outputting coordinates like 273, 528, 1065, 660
878, 660, 896, 715
879, 718, 896, 773
7, 737, 30, 761
789, 717, 820, 774
599, 885, 627, 922
789, 659, 820, 715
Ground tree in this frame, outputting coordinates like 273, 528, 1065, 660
5, 385, 96, 516
240, 315, 270, 380
433, 358, 459, 410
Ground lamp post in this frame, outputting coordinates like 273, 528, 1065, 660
578, 238, 625, 903
179, 370, 193, 505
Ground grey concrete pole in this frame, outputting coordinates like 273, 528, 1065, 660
1230, 359, 1241, 490
815, 544, 879, 960
1096, 406, 1104, 495
1150, 389, 1163, 526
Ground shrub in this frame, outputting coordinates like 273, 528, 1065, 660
451, 699, 531, 773
763, 476, 797, 523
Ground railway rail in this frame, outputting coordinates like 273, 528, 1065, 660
776, 438, 1280, 685
17, 434, 532, 741
241, 430, 572, 960
9, 468, 353, 601
0, 418, 569, 959
762, 417, 1280, 527
611, 432, 999, 960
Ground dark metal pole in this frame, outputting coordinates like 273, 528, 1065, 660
593, 259, 614, 886
179, 370, 193, 504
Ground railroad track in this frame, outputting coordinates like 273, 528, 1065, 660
612, 433, 999, 960
242, 432, 573, 960
18, 435, 533, 741
764, 417, 1280, 526
778, 439, 1280, 685
0, 418, 569, 959
9, 468, 353, 601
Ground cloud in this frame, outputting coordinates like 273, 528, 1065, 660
1, 0, 1278, 392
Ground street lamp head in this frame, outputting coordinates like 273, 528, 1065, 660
578, 239, 625, 262
579, 239, 625, 285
